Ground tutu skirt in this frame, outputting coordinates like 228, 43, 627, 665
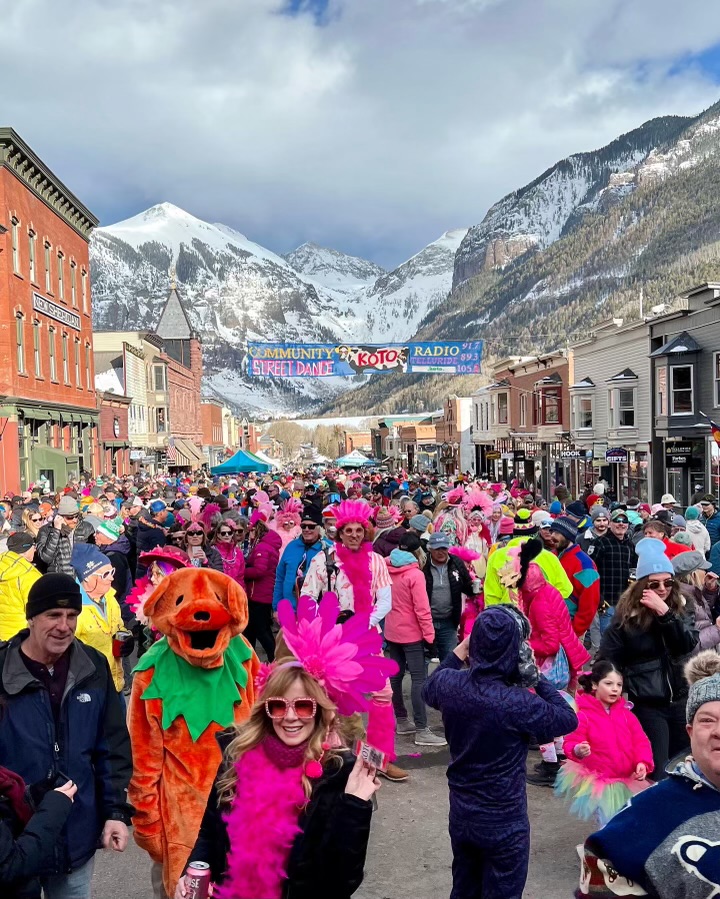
554, 758, 652, 826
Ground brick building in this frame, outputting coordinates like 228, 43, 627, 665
0, 129, 100, 491
201, 400, 225, 467
97, 390, 131, 476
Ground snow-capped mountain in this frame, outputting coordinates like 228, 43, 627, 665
284, 242, 385, 299
452, 115, 695, 289
90, 203, 464, 415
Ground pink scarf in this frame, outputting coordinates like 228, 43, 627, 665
215, 736, 307, 899
335, 541, 373, 615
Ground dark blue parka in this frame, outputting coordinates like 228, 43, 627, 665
0, 634, 132, 876
422, 606, 578, 828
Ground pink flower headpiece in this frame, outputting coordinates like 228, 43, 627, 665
334, 499, 373, 531
444, 485, 466, 506
275, 594, 398, 715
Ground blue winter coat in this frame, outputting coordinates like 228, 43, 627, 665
422, 607, 578, 826
0, 634, 132, 875
705, 510, 720, 547
272, 536, 329, 611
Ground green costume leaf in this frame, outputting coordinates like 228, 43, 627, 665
135, 636, 252, 741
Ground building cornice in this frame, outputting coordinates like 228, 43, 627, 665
0, 129, 99, 241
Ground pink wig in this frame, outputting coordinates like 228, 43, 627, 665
276, 497, 302, 529
334, 499, 373, 531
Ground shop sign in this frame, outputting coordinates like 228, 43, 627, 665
560, 450, 583, 459
32, 292, 81, 331
129, 449, 144, 461
501, 452, 514, 460
514, 450, 526, 462
665, 443, 693, 466
605, 448, 629, 464
485, 451, 501, 460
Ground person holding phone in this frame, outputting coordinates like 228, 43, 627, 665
175, 593, 393, 899
0, 765, 77, 899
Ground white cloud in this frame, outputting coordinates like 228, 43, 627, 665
2, 0, 720, 267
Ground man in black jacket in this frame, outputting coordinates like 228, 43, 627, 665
0, 574, 132, 899
592, 509, 637, 638
423, 532, 475, 662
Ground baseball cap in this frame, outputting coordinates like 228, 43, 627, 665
7, 531, 36, 553
610, 509, 629, 523
149, 500, 167, 515
427, 533, 450, 550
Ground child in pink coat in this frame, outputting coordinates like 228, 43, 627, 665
556, 659, 654, 824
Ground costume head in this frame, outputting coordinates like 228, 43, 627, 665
144, 568, 249, 668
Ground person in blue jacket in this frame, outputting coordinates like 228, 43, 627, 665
272, 506, 330, 612
422, 605, 578, 899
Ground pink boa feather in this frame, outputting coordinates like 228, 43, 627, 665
335, 541, 373, 615
366, 700, 396, 761
215, 745, 306, 899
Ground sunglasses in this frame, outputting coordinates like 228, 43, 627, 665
217, 530, 232, 537
62, 514, 79, 521
300, 523, 318, 530
647, 579, 675, 591
90, 567, 115, 581
187, 529, 204, 536
264, 697, 317, 720
30, 517, 42, 523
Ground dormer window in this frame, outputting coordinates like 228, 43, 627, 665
670, 365, 693, 415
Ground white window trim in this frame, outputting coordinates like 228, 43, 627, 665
608, 385, 637, 429
572, 393, 594, 430
670, 364, 694, 416
497, 392, 509, 425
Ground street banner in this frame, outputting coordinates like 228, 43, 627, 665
247, 341, 483, 378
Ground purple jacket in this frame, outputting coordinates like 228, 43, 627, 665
244, 529, 282, 604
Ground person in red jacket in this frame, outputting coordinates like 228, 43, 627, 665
384, 534, 445, 747
556, 659, 653, 825
243, 513, 282, 661
643, 514, 691, 560
549, 515, 601, 639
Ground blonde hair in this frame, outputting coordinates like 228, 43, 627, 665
22, 509, 41, 537
216, 664, 340, 807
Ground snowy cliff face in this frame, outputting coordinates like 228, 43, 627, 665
451, 115, 695, 289
90, 204, 463, 415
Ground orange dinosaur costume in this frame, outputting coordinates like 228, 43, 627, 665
128, 568, 260, 897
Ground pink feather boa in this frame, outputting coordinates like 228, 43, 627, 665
215, 742, 306, 899
335, 541, 373, 615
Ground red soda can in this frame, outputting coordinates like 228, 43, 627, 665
112, 630, 132, 658
186, 862, 211, 899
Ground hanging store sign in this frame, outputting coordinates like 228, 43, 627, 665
485, 451, 501, 460
247, 341, 483, 378
32, 292, 81, 331
605, 448, 629, 464
560, 450, 583, 459
665, 443, 693, 466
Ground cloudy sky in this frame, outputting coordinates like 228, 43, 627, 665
4, 0, 720, 268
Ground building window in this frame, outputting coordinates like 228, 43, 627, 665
44, 241, 52, 292
497, 393, 508, 424
49, 328, 57, 381
33, 321, 41, 378
155, 407, 167, 433
573, 395, 593, 429
609, 388, 636, 428
28, 230, 36, 282
671, 365, 693, 415
16, 314, 25, 374
153, 365, 167, 391
519, 393, 527, 427
70, 262, 77, 307
81, 268, 88, 313
57, 253, 65, 300
542, 388, 560, 424
657, 366, 667, 415
11, 217, 19, 274
62, 333, 69, 384
85, 344, 91, 389
74, 339, 81, 387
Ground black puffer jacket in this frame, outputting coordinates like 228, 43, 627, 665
189, 738, 372, 899
0, 785, 72, 898
598, 609, 698, 704
423, 554, 475, 627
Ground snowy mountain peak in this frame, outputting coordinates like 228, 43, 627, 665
284, 242, 385, 298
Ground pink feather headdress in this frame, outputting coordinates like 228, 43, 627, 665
444, 485, 466, 506
187, 495, 203, 523
334, 499, 373, 531
448, 545, 482, 563
201, 502, 221, 531
250, 502, 274, 527
463, 486, 493, 518
276, 594, 398, 715
276, 497, 302, 528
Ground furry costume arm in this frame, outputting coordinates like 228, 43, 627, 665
128, 669, 166, 862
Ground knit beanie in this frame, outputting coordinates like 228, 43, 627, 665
686, 651, 720, 722
97, 518, 122, 542
685, 506, 701, 521
71, 544, 112, 581
566, 501, 588, 520
498, 516, 515, 536
549, 515, 578, 543
374, 508, 399, 530
549, 500, 563, 515
513, 508, 538, 537
590, 505, 610, 522
635, 537, 673, 580
409, 514, 429, 532
26, 573, 82, 619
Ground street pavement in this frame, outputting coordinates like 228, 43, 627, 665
95, 740, 591, 898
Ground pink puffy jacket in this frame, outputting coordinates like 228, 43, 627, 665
564, 691, 654, 779
384, 559, 435, 645
521, 565, 590, 673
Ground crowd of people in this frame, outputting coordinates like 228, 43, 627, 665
0, 469, 720, 898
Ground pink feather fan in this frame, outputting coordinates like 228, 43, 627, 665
277, 594, 398, 716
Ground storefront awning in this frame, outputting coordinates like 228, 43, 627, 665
17, 407, 52, 422
172, 437, 206, 468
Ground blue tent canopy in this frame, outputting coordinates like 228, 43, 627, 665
334, 450, 374, 468
210, 448, 271, 475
